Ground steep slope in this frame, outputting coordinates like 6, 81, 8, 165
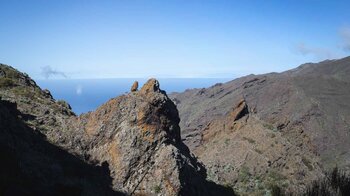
0, 64, 233, 195
0, 64, 75, 146
170, 56, 350, 194
62, 79, 233, 195
0, 99, 121, 196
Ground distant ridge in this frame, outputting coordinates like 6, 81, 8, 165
170, 56, 350, 194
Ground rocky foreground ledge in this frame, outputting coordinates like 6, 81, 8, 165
0, 64, 234, 195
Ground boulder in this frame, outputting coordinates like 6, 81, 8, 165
230, 98, 248, 121
130, 81, 138, 92
140, 78, 160, 94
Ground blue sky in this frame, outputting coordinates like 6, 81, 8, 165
1, 0, 350, 79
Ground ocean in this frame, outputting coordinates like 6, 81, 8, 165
36, 78, 231, 115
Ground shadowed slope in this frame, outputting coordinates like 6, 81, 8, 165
0, 99, 123, 196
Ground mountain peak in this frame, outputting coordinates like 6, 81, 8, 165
140, 78, 160, 94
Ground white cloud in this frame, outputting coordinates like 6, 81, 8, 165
294, 43, 333, 60
41, 65, 67, 79
76, 85, 83, 95
339, 26, 350, 51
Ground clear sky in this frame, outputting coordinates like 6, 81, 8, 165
1, 0, 350, 79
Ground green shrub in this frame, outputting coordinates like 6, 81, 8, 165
270, 184, 284, 196
0, 78, 15, 87
254, 148, 263, 154
243, 136, 255, 144
153, 185, 162, 193
1, 67, 20, 79
302, 157, 313, 171
305, 167, 350, 196
239, 166, 251, 183
268, 170, 286, 181
263, 123, 277, 132
225, 138, 230, 145
264, 123, 275, 130
11, 87, 33, 97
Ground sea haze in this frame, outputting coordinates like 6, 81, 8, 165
36, 78, 231, 115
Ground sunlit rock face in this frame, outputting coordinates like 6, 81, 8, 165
0, 65, 234, 195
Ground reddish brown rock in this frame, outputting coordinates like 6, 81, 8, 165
229, 98, 248, 121
130, 81, 138, 92
0, 65, 234, 196
140, 78, 160, 94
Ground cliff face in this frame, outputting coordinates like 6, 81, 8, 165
64, 78, 230, 195
170, 56, 350, 194
0, 64, 233, 195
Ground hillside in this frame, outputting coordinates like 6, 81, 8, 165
0, 64, 233, 195
1, 56, 350, 195
170, 56, 350, 194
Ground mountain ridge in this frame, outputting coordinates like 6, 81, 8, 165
0, 63, 233, 195
170, 56, 350, 194
1, 56, 350, 195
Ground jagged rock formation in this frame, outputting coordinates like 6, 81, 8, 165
66, 78, 233, 195
0, 64, 234, 195
170, 56, 350, 194
230, 98, 248, 121
130, 81, 139, 92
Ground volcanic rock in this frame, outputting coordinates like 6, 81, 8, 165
0, 64, 234, 195
170, 56, 350, 194
130, 81, 138, 92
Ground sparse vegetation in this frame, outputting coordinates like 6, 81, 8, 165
223, 181, 234, 189
153, 185, 162, 193
0, 66, 20, 79
9, 86, 44, 100
302, 156, 313, 171
57, 100, 68, 106
224, 138, 230, 145
262, 167, 350, 195
224, 164, 234, 172
239, 166, 251, 183
270, 184, 284, 196
243, 136, 255, 144
11, 86, 35, 98
0, 78, 15, 87
268, 170, 286, 182
305, 167, 350, 196
263, 123, 275, 130
254, 148, 263, 154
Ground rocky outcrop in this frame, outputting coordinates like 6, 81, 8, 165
69, 78, 234, 195
72, 79, 202, 194
140, 78, 160, 94
130, 81, 139, 92
0, 64, 234, 195
230, 98, 248, 121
